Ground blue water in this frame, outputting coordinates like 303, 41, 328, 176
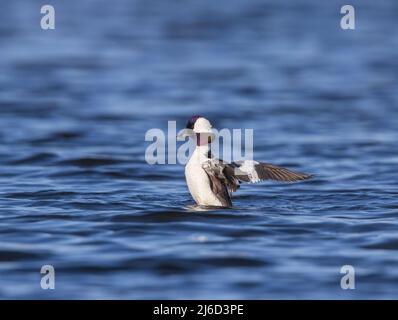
0, 0, 398, 299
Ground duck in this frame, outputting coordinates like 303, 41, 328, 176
180, 115, 312, 208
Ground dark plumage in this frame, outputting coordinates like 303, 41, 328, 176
202, 159, 312, 207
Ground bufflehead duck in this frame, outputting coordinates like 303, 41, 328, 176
181, 115, 312, 208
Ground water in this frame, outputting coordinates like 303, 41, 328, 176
0, 0, 398, 299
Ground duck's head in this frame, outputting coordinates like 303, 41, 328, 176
186, 115, 212, 133
178, 115, 215, 144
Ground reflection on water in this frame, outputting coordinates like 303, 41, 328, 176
0, 0, 398, 299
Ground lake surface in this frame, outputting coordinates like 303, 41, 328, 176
0, 0, 397, 299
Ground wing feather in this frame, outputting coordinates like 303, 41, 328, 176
201, 159, 312, 203
202, 159, 235, 207
255, 163, 312, 182
228, 160, 312, 183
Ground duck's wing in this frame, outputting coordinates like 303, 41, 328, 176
201, 159, 312, 203
228, 160, 313, 183
201, 159, 238, 207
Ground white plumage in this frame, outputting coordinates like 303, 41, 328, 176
185, 146, 225, 207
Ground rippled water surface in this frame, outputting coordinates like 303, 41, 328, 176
0, 0, 398, 299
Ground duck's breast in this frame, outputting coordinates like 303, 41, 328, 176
185, 163, 225, 207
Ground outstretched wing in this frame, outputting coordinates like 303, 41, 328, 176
229, 160, 313, 183
201, 159, 312, 205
